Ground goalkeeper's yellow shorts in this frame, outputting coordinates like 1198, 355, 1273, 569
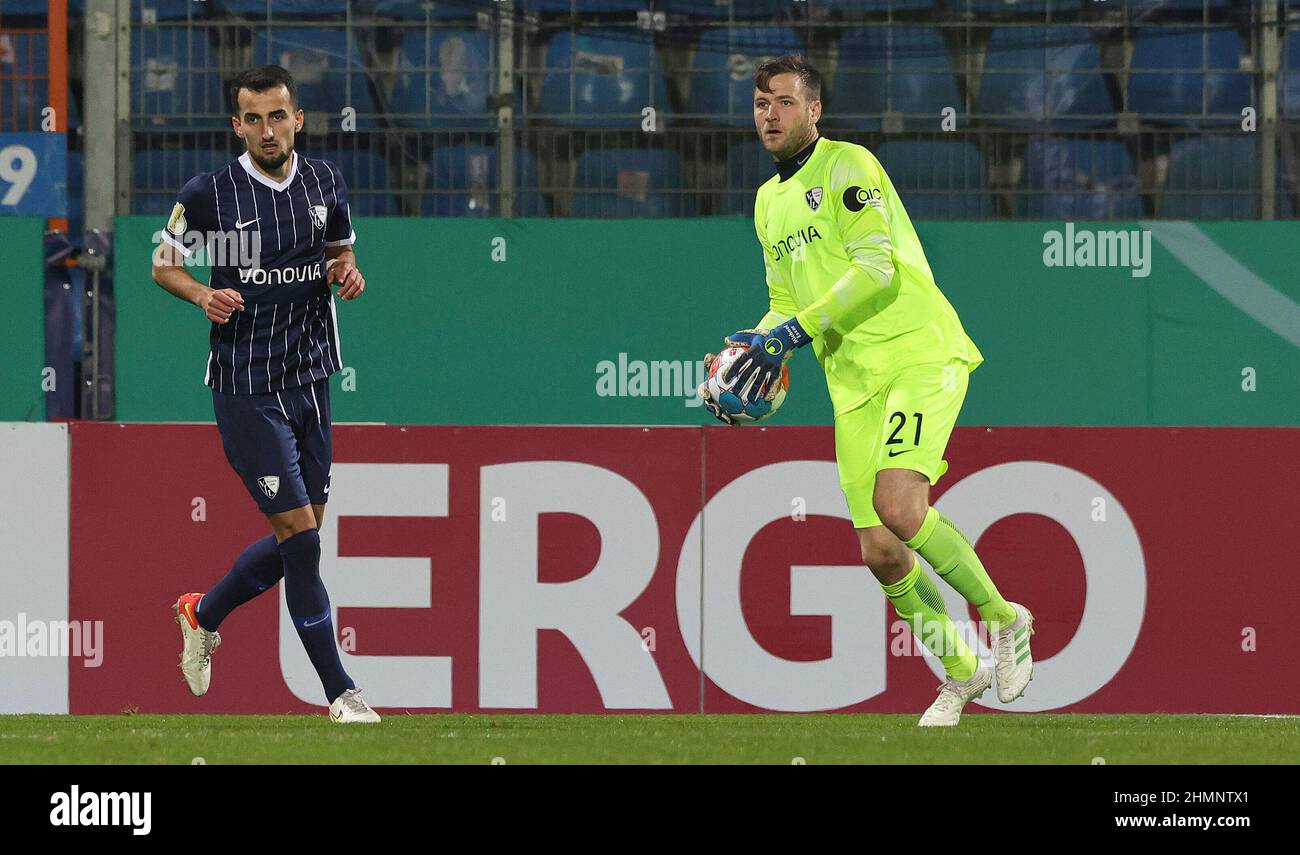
835, 359, 970, 529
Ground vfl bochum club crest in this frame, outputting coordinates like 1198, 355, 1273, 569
257, 475, 280, 499
805, 187, 823, 211
309, 204, 328, 230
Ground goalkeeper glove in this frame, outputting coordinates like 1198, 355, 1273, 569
722, 318, 810, 406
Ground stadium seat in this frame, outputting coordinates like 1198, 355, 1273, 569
570, 148, 692, 217
976, 27, 1112, 129
661, 1, 797, 19
0, 31, 48, 133
136, 0, 209, 18
390, 29, 495, 128
330, 148, 397, 215
132, 27, 225, 127
216, 1, 350, 15
521, 1, 651, 12
685, 28, 803, 126
873, 140, 992, 219
1282, 29, 1300, 118
1162, 136, 1257, 219
252, 28, 378, 126
1127, 29, 1251, 125
815, 1, 936, 10
832, 27, 958, 131
723, 139, 775, 216
960, 0, 1053, 12
424, 143, 544, 216
132, 148, 231, 215
538, 31, 666, 127
360, 0, 492, 18
1017, 137, 1141, 218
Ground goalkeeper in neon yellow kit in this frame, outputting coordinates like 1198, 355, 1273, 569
699, 55, 1034, 726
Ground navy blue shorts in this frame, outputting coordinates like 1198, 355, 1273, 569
212, 378, 332, 515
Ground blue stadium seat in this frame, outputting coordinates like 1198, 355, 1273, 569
960, 0, 1053, 12
976, 27, 1112, 128
331, 149, 396, 215
723, 139, 775, 216
874, 140, 991, 219
216, 1, 350, 15
571, 149, 692, 217
132, 0, 208, 19
390, 29, 494, 128
361, 0, 492, 17
538, 31, 665, 126
815, 1, 936, 10
1018, 137, 1141, 218
132, 28, 224, 126
1283, 29, 1300, 118
132, 148, 231, 215
1128, 29, 1251, 125
662, 1, 797, 19
252, 29, 378, 125
0, 31, 48, 132
686, 28, 803, 125
1161, 136, 1261, 219
832, 28, 958, 130
424, 143, 544, 216
522, 1, 651, 12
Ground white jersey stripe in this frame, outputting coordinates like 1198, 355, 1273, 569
267, 303, 278, 395
248, 303, 257, 394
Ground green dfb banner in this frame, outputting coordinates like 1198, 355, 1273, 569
1, 217, 47, 421
111, 217, 1300, 427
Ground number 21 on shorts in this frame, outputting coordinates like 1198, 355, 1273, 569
885, 411, 923, 458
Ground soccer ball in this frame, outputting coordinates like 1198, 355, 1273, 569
706, 345, 790, 423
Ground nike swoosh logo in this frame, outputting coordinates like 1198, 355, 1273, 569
886, 448, 914, 457
183, 602, 196, 627
235, 219, 257, 229
304, 614, 329, 628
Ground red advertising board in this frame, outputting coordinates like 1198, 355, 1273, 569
67, 423, 1298, 714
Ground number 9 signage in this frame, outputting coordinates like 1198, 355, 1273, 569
0, 133, 67, 217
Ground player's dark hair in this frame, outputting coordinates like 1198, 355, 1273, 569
754, 55, 822, 101
229, 65, 298, 115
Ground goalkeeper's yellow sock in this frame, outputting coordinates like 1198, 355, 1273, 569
906, 507, 1016, 629
881, 558, 978, 681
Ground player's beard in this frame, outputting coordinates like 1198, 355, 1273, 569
250, 145, 291, 173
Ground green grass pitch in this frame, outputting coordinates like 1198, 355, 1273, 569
2, 714, 1297, 764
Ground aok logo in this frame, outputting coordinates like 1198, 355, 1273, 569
278, 461, 1144, 713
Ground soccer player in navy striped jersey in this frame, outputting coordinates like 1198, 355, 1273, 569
151, 66, 378, 723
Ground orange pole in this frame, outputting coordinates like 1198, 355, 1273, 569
48, 0, 69, 235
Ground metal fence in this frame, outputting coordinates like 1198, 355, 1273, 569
17, 0, 1300, 218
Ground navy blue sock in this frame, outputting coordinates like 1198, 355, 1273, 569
279, 529, 354, 703
196, 535, 284, 632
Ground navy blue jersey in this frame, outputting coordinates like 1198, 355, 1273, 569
161, 151, 355, 394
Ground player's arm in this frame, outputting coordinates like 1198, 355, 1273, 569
325, 244, 364, 301
149, 179, 244, 324
789, 147, 896, 339
323, 166, 364, 301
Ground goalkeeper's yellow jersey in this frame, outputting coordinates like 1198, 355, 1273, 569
754, 136, 983, 416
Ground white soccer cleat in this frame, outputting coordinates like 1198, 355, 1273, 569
329, 688, 381, 724
174, 592, 221, 697
992, 602, 1034, 703
918, 664, 992, 727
